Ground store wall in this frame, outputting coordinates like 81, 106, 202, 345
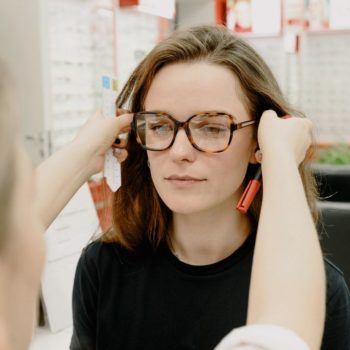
117, 7, 164, 90
176, 0, 215, 29
0, 0, 51, 162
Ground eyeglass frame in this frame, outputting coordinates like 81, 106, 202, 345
131, 111, 257, 153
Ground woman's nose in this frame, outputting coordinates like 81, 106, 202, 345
169, 128, 196, 161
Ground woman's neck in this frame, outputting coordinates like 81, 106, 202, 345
170, 199, 252, 265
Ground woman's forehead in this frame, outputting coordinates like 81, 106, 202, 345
144, 62, 250, 122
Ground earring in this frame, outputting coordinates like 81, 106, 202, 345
255, 149, 263, 163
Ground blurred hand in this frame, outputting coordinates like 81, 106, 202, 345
73, 108, 133, 176
257, 110, 313, 166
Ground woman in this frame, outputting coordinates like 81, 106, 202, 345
70, 25, 350, 350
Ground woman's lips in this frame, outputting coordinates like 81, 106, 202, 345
165, 175, 206, 187
166, 175, 204, 181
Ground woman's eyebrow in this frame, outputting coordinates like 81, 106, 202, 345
143, 109, 238, 122
144, 109, 171, 114
199, 110, 239, 122
145, 109, 233, 114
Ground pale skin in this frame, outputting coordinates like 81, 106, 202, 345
247, 111, 325, 350
35, 110, 133, 229
1, 62, 324, 350
0, 110, 132, 350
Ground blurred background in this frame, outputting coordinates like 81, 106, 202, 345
0, 1, 349, 348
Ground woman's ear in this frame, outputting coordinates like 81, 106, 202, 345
249, 152, 258, 164
249, 141, 261, 164
254, 149, 262, 164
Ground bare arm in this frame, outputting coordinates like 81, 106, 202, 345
247, 111, 326, 350
35, 111, 132, 229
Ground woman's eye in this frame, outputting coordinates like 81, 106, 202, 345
199, 125, 228, 134
149, 123, 172, 133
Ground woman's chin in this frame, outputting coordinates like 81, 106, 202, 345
162, 198, 211, 215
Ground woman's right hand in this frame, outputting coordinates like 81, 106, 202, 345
257, 110, 313, 166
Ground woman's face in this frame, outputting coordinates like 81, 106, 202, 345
145, 62, 257, 215
1, 144, 45, 350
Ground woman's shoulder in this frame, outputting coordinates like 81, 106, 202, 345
81, 239, 123, 260
323, 257, 350, 309
79, 238, 153, 272
322, 258, 350, 348
324, 258, 348, 288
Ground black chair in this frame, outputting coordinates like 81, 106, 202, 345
317, 201, 350, 286
312, 164, 350, 202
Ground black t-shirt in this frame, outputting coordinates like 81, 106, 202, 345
70, 232, 350, 350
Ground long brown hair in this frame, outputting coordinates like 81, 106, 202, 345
101, 25, 319, 252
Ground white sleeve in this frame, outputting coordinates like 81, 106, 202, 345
214, 324, 310, 350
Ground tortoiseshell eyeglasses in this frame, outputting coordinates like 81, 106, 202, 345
132, 111, 256, 153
